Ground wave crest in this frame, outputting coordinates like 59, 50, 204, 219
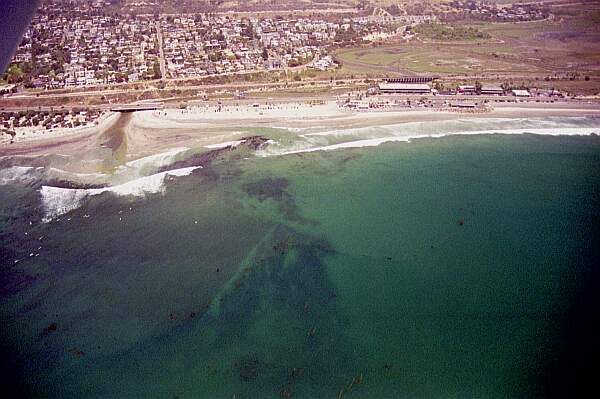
40, 166, 201, 222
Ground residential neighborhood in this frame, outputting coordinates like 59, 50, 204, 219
6, 0, 161, 89
2, 0, 553, 91
159, 15, 339, 78
3, 0, 384, 89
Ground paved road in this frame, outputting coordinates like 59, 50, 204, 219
155, 21, 167, 79
0, 78, 368, 101
2, 95, 598, 114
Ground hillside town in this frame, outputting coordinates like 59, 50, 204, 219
7, 1, 161, 88
1, 0, 552, 90
3, 0, 372, 89
159, 16, 343, 78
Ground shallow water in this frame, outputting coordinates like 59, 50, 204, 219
1, 125, 600, 397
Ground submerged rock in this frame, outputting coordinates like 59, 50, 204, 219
41, 322, 58, 336
235, 354, 260, 381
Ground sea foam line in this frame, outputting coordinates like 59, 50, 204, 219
48, 168, 107, 179
278, 127, 600, 155
40, 166, 201, 222
125, 147, 190, 169
0, 166, 44, 185
204, 140, 245, 149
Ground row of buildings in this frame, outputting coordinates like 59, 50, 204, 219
352, 14, 435, 25
445, 1, 551, 22
376, 80, 560, 98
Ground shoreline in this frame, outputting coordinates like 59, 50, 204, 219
2, 104, 599, 221
1, 100, 599, 160
1, 111, 119, 144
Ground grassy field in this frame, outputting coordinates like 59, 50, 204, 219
333, 6, 600, 93
335, 41, 552, 76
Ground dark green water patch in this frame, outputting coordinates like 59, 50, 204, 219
29, 225, 357, 398
243, 177, 289, 202
1, 132, 600, 398
155, 136, 270, 174
241, 176, 312, 224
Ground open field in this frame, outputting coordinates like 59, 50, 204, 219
334, 5, 600, 93
336, 44, 549, 76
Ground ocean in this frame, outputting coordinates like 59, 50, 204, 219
1, 117, 599, 398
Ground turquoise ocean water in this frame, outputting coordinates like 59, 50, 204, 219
1, 120, 600, 398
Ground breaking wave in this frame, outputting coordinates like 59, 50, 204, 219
124, 147, 190, 171
261, 117, 600, 156
280, 127, 600, 154
40, 166, 201, 222
0, 166, 44, 185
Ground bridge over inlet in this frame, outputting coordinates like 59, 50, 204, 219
110, 103, 164, 112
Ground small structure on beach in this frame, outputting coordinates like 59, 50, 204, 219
450, 102, 477, 109
344, 100, 370, 110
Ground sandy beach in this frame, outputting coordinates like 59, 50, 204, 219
2, 111, 119, 144
2, 100, 600, 161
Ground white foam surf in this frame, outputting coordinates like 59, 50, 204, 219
277, 126, 600, 155
0, 166, 44, 185
204, 140, 245, 149
40, 166, 201, 222
125, 147, 190, 170
48, 168, 107, 179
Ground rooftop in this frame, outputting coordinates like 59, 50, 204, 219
378, 83, 431, 91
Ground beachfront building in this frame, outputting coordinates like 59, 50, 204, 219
512, 89, 531, 97
458, 85, 477, 95
481, 86, 504, 96
378, 83, 431, 94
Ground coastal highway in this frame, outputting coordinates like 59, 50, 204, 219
3, 86, 600, 107
4, 75, 597, 104
0, 78, 363, 100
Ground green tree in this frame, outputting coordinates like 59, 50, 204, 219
6, 64, 24, 83
152, 61, 161, 79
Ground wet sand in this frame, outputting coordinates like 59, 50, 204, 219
1, 100, 599, 161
